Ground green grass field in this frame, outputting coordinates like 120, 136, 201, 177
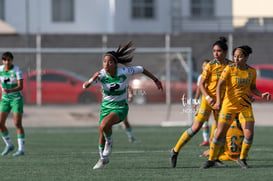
1, 126, 273, 181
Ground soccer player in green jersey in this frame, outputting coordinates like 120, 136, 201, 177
0, 52, 25, 156
83, 41, 163, 169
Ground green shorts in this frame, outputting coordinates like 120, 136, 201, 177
0, 95, 24, 113
99, 105, 129, 124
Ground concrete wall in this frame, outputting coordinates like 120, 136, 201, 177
0, 33, 271, 76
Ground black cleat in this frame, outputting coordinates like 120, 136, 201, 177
170, 148, 179, 168
201, 160, 215, 169
201, 159, 228, 169
201, 160, 227, 169
236, 159, 248, 169
214, 159, 227, 167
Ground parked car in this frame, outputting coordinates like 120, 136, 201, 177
251, 64, 273, 101
129, 70, 198, 104
22, 69, 102, 104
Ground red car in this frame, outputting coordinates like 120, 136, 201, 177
129, 70, 197, 104
251, 64, 273, 101
22, 69, 102, 104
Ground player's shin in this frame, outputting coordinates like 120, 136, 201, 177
240, 137, 253, 159
174, 128, 196, 152
209, 137, 224, 160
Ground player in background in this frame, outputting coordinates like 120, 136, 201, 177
203, 95, 255, 161
123, 86, 135, 143
202, 45, 271, 169
193, 59, 213, 147
0, 52, 25, 156
115, 86, 135, 143
123, 116, 135, 143
83, 41, 163, 169
170, 37, 233, 168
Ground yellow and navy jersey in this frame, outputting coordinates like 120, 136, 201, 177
201, 59, 233, 98
223, 120, 244, 161
220, 64, 256, 111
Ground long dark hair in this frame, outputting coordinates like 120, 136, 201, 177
213, 36, 228, 51
105, 41, 135, 65
233, 45, 253, 57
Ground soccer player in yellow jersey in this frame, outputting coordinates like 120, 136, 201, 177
202, 45, 271, 169
170, 37, 233, 168
203, 119, 244, 161
193, 60, 213, 147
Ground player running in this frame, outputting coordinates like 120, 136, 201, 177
83, 41, 163, 169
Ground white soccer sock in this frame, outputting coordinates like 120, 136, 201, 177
202, 130, 209, 142
1, 132, 13, 147
126, 128, 134, 139
202, 122, 209, 142
105, 136, 112, 143
99, 146, 104, 159
17, 135, 25, 151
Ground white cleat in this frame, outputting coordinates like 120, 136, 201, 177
93, 157, 109, 170
103, 139, 113, 157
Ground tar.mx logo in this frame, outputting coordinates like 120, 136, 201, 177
181, 94, 200, 113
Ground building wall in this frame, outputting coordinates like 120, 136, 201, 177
233, 0, 273, 29
233, 0, 273, 16
5, 0, 26, 33
114, 0, 171, 33
30, 0, 113, 34
3, 0, 233, 34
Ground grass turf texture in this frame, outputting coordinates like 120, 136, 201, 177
0, 126, 273, 181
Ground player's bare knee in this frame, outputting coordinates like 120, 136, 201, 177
191, 121, 203, 132
14, 122, 23, 129
99, 122, 108, 132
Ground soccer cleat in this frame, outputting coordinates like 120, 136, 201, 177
1, 145, 14, 156
129, 137, 135, 143
103, 139, 113, 157
199, 141, 210, 147
201, 160, 227, 169
170, 148, 179, 168
201, 160, 215, 169
214, 159, 227, 167
13, 150, 24, 156
236, 158, 248, 169
93, 157, 110, 170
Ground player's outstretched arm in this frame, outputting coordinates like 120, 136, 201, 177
250, 84, 271, 101
142, 68, 163, 91
83, 71, 100, 89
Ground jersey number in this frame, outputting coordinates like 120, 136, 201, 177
4, 78, 10, 83
109, 83, 120, 91
230, 135, 244, 152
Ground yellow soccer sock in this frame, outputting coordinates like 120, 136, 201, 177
240, 138, 253, 160
173, 128, 196, 152
208, 137, 224, 160
210, 123, 217, 141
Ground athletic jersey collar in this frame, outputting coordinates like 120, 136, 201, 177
3, 65, 14, 72
105, 68, 117, 78
235, 64, 249, 70
214, 59, 230, 65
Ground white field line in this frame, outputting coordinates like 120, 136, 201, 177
76, 150, 168, 155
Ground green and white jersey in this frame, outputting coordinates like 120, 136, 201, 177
0, 65, 23, 100
95, 66, 144, 109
